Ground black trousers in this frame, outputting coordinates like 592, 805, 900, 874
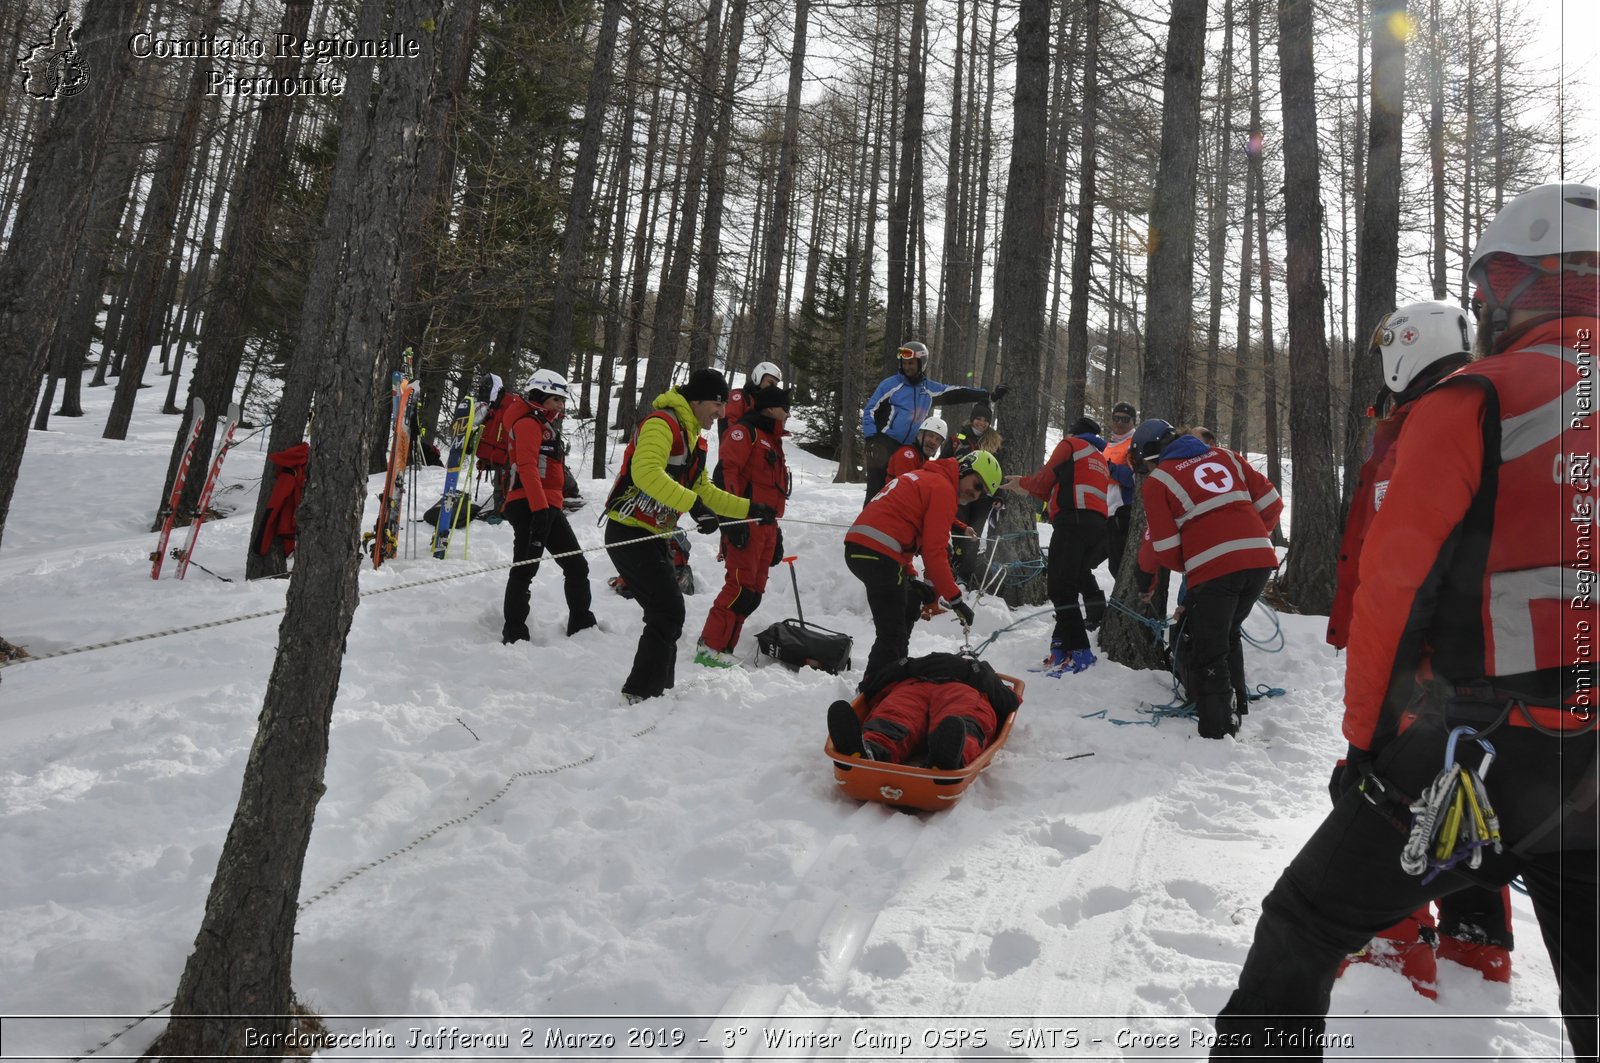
1047, 513, 1107, 650
1105, 505, 1133, 576
503, 500, 592, 641
862, 436, 897, 505
607, 519, 683, 699
846, 547, 922, 689
1214, 712, 1598, 1059
1183, 567, 1271, 738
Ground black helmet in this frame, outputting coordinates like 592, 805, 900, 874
1131, 418, 1176, 461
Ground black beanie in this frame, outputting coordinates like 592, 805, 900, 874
1071, 416, 1102, 436
752, 384, 791, 411
679, 368, 730, 402
971, 403, 993, 422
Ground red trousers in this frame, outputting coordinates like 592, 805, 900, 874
699, 525, 777, 652
863, 681, 997, 766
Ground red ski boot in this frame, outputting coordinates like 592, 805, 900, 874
1336, 916, 1439, 1000
1437, 934, 1512, 983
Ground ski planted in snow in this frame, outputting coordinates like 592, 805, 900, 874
151, 397, 206, 580
430, 394, 478, 559
174, 402, 242, 580
371, 366, 417, 569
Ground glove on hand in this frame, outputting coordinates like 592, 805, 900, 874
563, 496, 586, 512
724, 523, 750, 550
690, 500, 720, 535
944, 596, 975, 627
770, 528, 784, 567
1329, 743, 1377, 805
989, 384, 1010, 403
911, 578, 939, 606
748, 502, 778, 526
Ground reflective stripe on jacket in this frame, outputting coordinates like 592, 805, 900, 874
846, 459, 963, 601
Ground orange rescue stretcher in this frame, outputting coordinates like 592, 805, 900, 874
823, 674, 1024, 812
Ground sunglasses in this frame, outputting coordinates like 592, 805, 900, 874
1111, 414, 1133, 423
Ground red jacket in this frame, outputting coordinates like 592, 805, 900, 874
1343, 316, 1598, 748
256, 442, 309, 556
720, 413, 791, 513
847, 459, 963, 601
1327, 410, 1409, 649
1017, 434, 1109, 521
1138, 437, 1282, 585
504, 396, 566, 512
886, 444, 927, 480
717, 387, 753, 441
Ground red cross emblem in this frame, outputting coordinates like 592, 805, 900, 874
1400, 326, 1420, 345
1194, 462, 1234, 494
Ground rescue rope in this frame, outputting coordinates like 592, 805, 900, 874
0, 520, 759, 671
69, 701, 681, 1061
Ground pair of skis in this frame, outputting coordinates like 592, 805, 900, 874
430, 394, 479, 559
151, 398, 242, 580
371, 368, 418, 569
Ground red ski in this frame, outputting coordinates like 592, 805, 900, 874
371, 370, 417, 568
151, 398, 206, 580
175, 402, 241, 580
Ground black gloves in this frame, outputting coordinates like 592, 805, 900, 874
944, 595, 975, 627
690, 499, 720, 535
748, 502, 778, 526
724, 523, 750, 550
911, 578, 939, 607
990, 384, 1010, 403
770, 528, 785, 567
1330, 743, 1378, 805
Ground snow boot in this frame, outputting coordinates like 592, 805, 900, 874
501, 624, 531, 645
567, 611, 598, 637
828, 700, 869, 759
1036, 642, 1069, 673
1049, 647, 1096, 677
1336, 917, 1438, 1000
1437, 933, 1513, 983
693, 640, 737, 668
928, 716, 969, 770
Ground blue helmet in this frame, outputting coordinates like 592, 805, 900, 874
1131, 418, 1176, 461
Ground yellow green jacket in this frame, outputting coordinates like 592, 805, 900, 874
605, 388, 751, 531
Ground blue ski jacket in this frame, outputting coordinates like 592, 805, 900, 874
861, 374, 989, 446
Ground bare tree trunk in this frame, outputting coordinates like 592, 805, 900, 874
641, 0, 724, 402
105, 0, 224, 441
1427, 0, 1447, 300
987, 0, 1052, 607
155, 1, 444, 1055
881, 0, 924, 357
1228, 148, 1255, 453
688, 0, 747, 373
1202, 0, 1236, 429
1344, 0, 1406, 509
618, 76, 674, 430
546, 0, 625, 378
1254, 139, 1282, 505
1063, 0, 1100, 429
1138, 0, 1207, 425
595, 27, 644, 476
155, 0, 313, 531
749, 0, 806, 367
245, 0, 387, 581
0, 0, 147, 548
1275, 0, 1339, 611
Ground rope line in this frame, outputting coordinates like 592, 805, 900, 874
0, 521, 758, 672
68, 705, 678, 1061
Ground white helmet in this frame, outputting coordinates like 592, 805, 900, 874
1468, 182, 1600, 327
918, 414, 948, 440
748, 362, 782, 388
525, 368, 571, 401
1468, 182, 1600, 278
1373, 301, 1472, 393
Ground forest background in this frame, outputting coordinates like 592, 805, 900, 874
0, 0, 1595, 1049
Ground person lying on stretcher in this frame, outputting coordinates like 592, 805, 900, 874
827, 652, 1020, 770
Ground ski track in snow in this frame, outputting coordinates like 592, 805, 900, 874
0, 380, 1577, 1060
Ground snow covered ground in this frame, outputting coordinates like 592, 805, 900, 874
0, 379, 1578, 1061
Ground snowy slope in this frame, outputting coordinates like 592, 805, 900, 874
0, 380, 1575, 1061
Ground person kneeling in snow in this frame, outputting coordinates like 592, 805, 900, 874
828, 652, 1019, 770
